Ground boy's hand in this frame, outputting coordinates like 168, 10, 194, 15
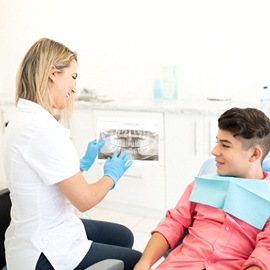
246, 266, 262, 270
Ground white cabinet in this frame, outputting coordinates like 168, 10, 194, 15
70, 109, 96, 155
204, 114, 219, 158
0, 109, 3, 134
92, 110, 166, 216
70, 106, 220, 216
78, 109, 166, 216
164, 112, 204, 208
164, 112, 218, 209
1, 107, 15, 129
70, 109, 99, 182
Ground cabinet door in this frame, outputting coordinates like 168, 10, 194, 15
70, 109, 99, 181
0, 109, 3, 134
2, 107, 15, 128
203, 114, 219, 159
165, 112, 220, 209
92, 109, 166, 215
164, 112, 205, 209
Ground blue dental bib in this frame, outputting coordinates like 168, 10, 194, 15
189, 174, 270, 229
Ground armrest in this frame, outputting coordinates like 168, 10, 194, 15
0, 188, 11, 269
1, 259, 124, 270
84, 259, 124, 270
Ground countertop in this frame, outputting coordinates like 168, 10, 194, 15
74, 97, 265, 116
0, 94, 267, 116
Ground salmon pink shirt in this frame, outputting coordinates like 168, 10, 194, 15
153, 172, 270, 270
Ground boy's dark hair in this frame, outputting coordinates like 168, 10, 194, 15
218, 107, 270, 161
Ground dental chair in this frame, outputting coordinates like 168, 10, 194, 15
0, 188, 124, 270
163, 155, 270, 258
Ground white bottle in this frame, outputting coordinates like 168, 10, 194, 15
260, 86, 270, 109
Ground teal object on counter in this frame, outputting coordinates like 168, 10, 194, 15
162, 65, 178, 100
153, 80, 162, 100
189, 174, 270, 229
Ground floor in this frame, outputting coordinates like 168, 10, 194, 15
78, 206, 165, 268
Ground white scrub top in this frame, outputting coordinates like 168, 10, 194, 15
3, 99, 92, 270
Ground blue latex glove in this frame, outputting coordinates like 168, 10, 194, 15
80, 139, 105, 171
104, 151, 132, 189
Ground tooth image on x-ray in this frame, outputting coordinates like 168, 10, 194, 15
98, 129, 159, 161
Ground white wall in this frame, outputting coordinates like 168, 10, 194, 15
1, 0, 270, 102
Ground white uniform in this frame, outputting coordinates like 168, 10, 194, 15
3, 99, 92, 270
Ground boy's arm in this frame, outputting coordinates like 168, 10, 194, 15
134, 232, 169, 270
243, 217, 270, 269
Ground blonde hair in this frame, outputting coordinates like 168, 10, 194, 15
16, 38, 77, 124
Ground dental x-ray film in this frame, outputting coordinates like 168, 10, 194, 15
97, 117, 160, 165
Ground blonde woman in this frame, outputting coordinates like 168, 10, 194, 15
3, 38, 141, 270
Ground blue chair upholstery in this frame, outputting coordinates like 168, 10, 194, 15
197, 157, 216, 176
198, 155, 270, 176
263, 155, 270, 172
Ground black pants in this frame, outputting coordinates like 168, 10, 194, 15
35, 218, 142, 270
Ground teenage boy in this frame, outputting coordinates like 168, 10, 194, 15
134, 107, 270, 270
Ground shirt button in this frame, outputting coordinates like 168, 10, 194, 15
225, 226, 230, 231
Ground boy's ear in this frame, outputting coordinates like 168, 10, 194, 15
250, 146, 262, 162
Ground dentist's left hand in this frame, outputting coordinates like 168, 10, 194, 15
80, 139, 105, 171
104, 151, 132, 189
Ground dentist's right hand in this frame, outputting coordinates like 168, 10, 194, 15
104, 151, 132, 189
80, 139, 105, 171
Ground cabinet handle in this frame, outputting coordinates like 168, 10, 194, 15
0, 110, 4, 134
208, 120, 212, 156
194, 120, 197, 156
122, 174, 142, 179
208, 120, 217, 157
